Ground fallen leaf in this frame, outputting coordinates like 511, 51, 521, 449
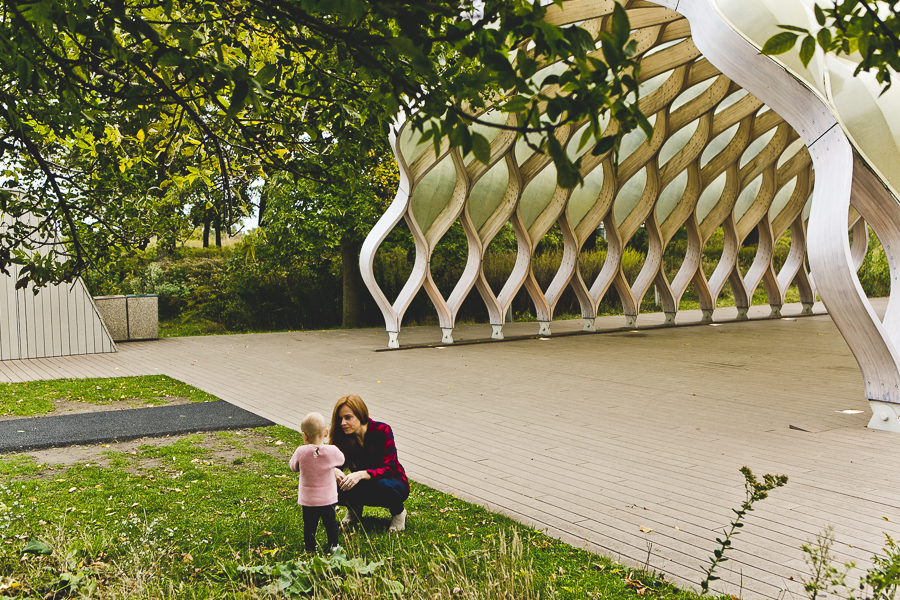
884, 516, 891, 522
67, 487, 76, 493
674, 526, 680, 530
0, 578, 23, 592
639, 526, 653, 533
274, 441, 284, 446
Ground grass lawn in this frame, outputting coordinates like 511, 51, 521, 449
0, 375, 219, 418
0, 376, 709, 599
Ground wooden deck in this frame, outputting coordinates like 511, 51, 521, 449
2, 300, 898, 598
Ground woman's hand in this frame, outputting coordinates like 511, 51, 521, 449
339, 470, 371, 491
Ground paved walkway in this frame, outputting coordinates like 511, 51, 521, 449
1, 301, 898, 598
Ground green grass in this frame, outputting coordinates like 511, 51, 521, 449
159, 318, 232, 338
0, 426, 701, 599
0, 377, 712, 600
0, 375, 220, 417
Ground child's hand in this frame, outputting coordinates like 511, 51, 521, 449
334, 468, 345, 485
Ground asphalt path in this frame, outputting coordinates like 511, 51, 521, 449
0, 401, 274, 453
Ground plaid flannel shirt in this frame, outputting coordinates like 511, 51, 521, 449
342, 419, 409, 489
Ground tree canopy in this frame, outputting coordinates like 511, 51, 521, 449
0, 0, 648, 287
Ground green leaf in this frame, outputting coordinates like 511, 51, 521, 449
471, 132, 491, 165
577, 126, 594, 152
858, 34, 870, 59
761, 32, 799, 56
517, 56, 539, 80
609, 3, 631, 46
778, 24, 811, 34
256, 64, 278, 85
814, 4, 826, 26
591, 136, 616, 157
157, 51, 182, 67
22, 539, 52, 555
636, 110, 654, 140
226, 80, 249, 121
817, 28, 833, 52
448, 124, 471, 155
381, 577, 404, 594
799, 35, 816, 67
502, 96, 530, 113
547, 137, 580, 189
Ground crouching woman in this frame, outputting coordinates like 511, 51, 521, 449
329, 394, 409, 532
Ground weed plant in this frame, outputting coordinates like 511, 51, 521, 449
799, 526, 900, 600
699, 467, 788, 594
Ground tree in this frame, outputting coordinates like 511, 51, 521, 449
0, 0, 648, 287
762, 0, 900, 92
257, 138, 399, 327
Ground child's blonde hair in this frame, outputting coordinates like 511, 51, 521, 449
301, 412, 327, 440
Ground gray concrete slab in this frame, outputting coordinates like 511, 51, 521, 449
0, 300, 896, 598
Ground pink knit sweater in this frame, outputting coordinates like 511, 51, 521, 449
289, 445, 345, 506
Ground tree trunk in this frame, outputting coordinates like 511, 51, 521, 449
202, 219, 211, 248
257, 187, 269, 227
215, 213, 222, 247
341, 234, 364, 328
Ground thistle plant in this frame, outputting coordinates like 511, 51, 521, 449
700, 467, 789, 594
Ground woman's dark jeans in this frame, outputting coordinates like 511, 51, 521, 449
338, 478, 409, 517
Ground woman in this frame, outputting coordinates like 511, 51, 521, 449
329, 394, 409, 532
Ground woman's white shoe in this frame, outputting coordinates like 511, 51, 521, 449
388, 508, 407, 532
340, 509, 359, 528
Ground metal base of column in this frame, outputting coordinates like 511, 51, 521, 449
867, 401, 900, 433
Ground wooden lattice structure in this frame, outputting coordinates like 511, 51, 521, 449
360, 0, 900, 432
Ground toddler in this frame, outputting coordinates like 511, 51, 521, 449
289, 412, 345, 553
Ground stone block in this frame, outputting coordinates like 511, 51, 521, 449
94, 295, 128, 342
126, 295, 158, 340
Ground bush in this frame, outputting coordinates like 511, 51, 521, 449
82, 224, 893, 334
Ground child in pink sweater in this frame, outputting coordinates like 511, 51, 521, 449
289, 412, 345, 553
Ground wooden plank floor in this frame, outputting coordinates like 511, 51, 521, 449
3, 300, 899, 599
